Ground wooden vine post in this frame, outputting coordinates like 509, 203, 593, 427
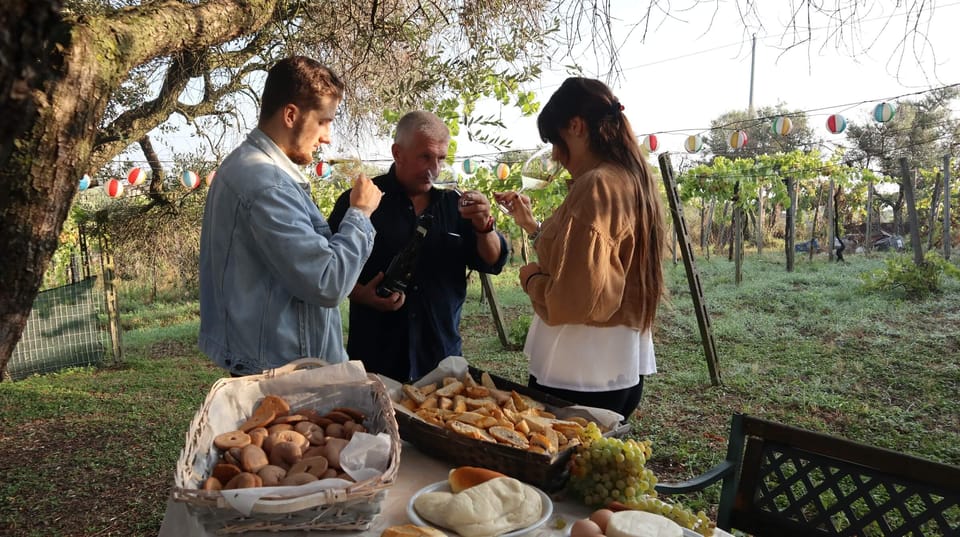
827, 177, 836, 262
658, 153, 722, 386
899, 158, 924, 266
733, 181, 743, 285
944, 155, 952, 261
866, 180, 874, 253
809, 183, 824, 262
97, 230, 123, 365
478, 274, 510, 349
784, 176, 797, 272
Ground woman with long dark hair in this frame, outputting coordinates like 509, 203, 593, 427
495, 77, 667, 421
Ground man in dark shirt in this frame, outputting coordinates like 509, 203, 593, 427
328, 111, 509, 381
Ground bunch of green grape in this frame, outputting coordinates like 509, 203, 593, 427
568, 431, 656, 507
618, 496, 714, 536
568, 426, 714, 536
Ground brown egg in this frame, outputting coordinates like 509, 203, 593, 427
589, 509, 615, 533
570, 518, 604, 537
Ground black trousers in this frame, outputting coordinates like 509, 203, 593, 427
528, 375, 644, 422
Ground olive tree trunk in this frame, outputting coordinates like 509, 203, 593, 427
0, 0, 279, 377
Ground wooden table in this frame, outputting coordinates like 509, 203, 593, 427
159, 442, 730, 537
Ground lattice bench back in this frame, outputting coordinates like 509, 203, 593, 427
731, 415, 960, 537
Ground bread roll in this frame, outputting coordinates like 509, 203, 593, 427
605, 510, 683, 537
381, 524, 447, 537
448, 466, 507, 493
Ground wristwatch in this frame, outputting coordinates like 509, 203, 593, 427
528, 221, 542, 241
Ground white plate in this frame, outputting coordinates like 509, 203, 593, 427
407, 480, 554, 537
565, 518, 702, 537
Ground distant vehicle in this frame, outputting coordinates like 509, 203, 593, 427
795, 238, 820, 253
873, 233, 904, 252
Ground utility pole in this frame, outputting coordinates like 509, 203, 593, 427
734, 34, 757, 285
748, 34, 757, 117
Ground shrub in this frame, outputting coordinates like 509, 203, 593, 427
860, 251, 960, 299
509, 314, 532, 348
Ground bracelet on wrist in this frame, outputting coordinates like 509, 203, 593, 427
524, 271, 545, 291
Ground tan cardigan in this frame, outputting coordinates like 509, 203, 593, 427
525, 163, 648, 329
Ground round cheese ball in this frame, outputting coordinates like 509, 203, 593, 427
606, 510, 683, 537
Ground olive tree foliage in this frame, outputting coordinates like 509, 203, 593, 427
703, 106, 818, 161
843, 86, 960, 234
0, 0, 948, 374
0, 0, 564, 374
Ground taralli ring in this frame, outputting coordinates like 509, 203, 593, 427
214, 430, 251, 450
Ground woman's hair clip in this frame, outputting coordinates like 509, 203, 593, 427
611, 101, 624, 113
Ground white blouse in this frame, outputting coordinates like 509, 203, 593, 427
524, 314, 656, 392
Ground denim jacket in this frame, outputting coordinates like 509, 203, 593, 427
198, 129, 375, 375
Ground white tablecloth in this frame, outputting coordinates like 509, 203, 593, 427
159, 442, 731, 537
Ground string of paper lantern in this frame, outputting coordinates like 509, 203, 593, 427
76, 93, 918, 200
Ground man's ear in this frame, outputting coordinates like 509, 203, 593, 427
281, 103, 299, 128
391, 143, 401, 162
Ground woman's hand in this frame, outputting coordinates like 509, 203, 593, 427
519, 262, 542, 293
493, 191, 538, 234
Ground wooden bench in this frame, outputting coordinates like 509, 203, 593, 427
655, 414, 960, 536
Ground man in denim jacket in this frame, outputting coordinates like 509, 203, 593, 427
198, 57, 382, 376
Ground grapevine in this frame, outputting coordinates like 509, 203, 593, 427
568, 424, 714, 536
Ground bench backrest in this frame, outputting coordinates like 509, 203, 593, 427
727, 414, 960, 537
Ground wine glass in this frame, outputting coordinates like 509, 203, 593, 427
430, 162, 462, 194
330, 156, 364, 180
497, 146, 560, 213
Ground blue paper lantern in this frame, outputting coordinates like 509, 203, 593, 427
873, 102, 897, 123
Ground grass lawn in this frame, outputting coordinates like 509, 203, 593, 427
1, 251, 958, 536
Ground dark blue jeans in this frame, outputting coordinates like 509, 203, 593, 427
528, 375, 644, 423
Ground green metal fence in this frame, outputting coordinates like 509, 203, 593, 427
6, 277, 106, 381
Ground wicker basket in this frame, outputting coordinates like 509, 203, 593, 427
172, 359, 401, 534
394, 365, 629, 492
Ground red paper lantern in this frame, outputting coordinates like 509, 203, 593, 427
181, 170, 200, 189
106, 178, 124, 198
826, 114, 847, 134
315, 161, 332, 179
643, 134, 659, 153
127, 167, 146, 186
